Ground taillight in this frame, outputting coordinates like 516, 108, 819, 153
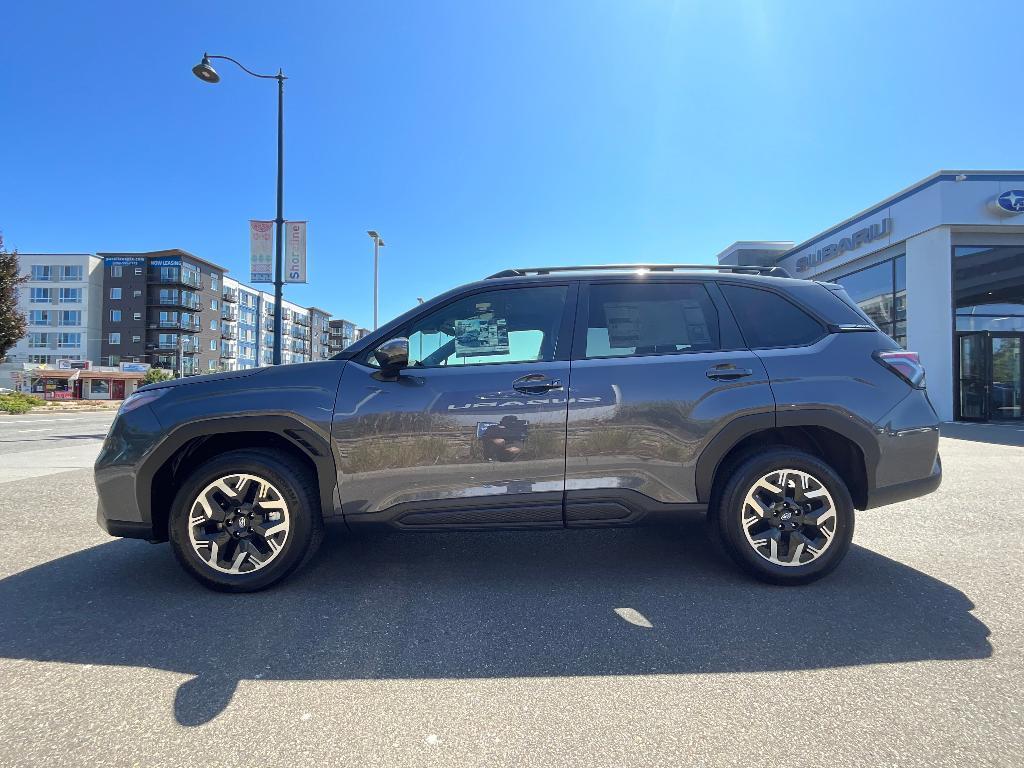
874, 350, 926, 389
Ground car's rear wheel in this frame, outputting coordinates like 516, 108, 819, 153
169, 449, 323, 592
711, 449, 854, 585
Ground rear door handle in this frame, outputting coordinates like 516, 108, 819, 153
706, 366, 753, 381
513, 374, 564, 395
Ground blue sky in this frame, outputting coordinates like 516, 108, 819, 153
2, 1, 1022, 327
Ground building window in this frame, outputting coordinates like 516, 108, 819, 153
111, 265, 123, 278
58, 332, 82, 348
92, 379, 110, 395
30, 288, 51, 303
211, 298, 219, 310
834, 255, 907, 347
60, 288, 82, 303
132, 335, 141, 343
133, 289, 142, 298
211, 275, 218, 290
110, 287, 122, 300
954, 245, 1024, 332
29, 310, 49, 325
60, 310, 81, 326
31, 265, 52, 281
134, 268, 143, 275
109, 332, 121, 345
210, 319, 218, 330
110, 309, 122, 322
133, 312, 141, 320
61, 265, 83, 281
28, 333, 49, 348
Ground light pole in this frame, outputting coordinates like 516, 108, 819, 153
192, 53, 287, 366
367, 230, 385, 329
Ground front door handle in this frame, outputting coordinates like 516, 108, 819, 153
513, 373, 564, 395
706, 365, 753, 381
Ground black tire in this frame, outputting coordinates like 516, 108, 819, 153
710, 448, 854, 585
168, 448, 324, 592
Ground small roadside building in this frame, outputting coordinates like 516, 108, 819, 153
12, 362, 148, 401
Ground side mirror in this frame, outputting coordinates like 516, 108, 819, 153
373, 337, 409, 374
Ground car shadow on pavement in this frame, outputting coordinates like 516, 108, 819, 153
0, 522, 992, 727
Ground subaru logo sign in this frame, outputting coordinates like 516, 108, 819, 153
992, 190, 1024, 215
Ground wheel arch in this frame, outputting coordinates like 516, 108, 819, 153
140, 416, 339, 542
697, 411, 878, 510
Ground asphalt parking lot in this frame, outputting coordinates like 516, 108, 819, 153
0, 412, 1021, 767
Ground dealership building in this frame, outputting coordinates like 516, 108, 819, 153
718, 170, 1024, 423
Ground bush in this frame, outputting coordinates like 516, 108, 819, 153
143, 367, 175, 385
0, 392, 43, 414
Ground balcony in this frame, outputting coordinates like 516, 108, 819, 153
147, 319, 200, 331
221, 307, 239, 322
152, 270, 202, 288
149, 340, 199, 354
222, 287, 239, 303
221, 346, 238, 359
149, 292, 201, 311
221, 327, 238, 340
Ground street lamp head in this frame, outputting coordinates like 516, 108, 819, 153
192, 56, 220, 84
367, 230, 379, 239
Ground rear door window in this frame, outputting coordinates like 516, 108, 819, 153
583, 282, 720, 358
719, 284, 825, 348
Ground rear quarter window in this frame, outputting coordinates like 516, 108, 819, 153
719, 284, 825, 348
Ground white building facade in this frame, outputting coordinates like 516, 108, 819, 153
718, 170, 1024, 423
9, 254, 104, 366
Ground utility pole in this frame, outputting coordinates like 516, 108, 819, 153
367, 231, 385, 329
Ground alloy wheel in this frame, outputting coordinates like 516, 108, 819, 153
740, 468, 837, 567
187, 473, 291, 574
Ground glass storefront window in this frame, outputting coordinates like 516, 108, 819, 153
954, 246, 1024, 316
834, 255, 906, 346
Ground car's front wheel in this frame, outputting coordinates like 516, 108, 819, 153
711, 449, 855, 585
168, 449, 323, 592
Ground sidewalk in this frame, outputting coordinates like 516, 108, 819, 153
940, 421, 1024, 447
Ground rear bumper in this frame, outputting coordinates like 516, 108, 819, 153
864, 453, 942, 509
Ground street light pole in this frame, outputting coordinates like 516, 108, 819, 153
367, 230, 385, 329
192, 53, 287, 365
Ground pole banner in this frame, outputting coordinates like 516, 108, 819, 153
249, 220, 274, 283
284, 221, 307, 283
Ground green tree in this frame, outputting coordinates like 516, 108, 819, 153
143, 367, 175, 385
0, 237, 28, 361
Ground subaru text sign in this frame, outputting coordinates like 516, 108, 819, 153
991, 190, 1024, 215
796, 217, 892, 273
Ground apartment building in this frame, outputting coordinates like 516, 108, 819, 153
7, 249, 342, 376
8, 254, 104, 365
308, 307, 332, 361
327, 318, 358, 355
97, 250, 226, 375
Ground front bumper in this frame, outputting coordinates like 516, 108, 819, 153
94, 404, 164, 540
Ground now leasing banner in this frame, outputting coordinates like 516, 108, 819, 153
249, 220, 274, 283
285, 221, 307, 283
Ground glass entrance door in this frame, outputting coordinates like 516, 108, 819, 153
957, 332, 1024, 421
989, 334, 1022, 420
958, 333, 988, 421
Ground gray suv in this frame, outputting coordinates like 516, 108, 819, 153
95, 264, 941, 591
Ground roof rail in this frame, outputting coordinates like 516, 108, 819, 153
486, 263, 792, 279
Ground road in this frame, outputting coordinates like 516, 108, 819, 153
0, 413, 1021, 767
0, 410, 116, 482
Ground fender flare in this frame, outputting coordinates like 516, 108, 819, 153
694, 409, 880, 503
135, 414, 340, 528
